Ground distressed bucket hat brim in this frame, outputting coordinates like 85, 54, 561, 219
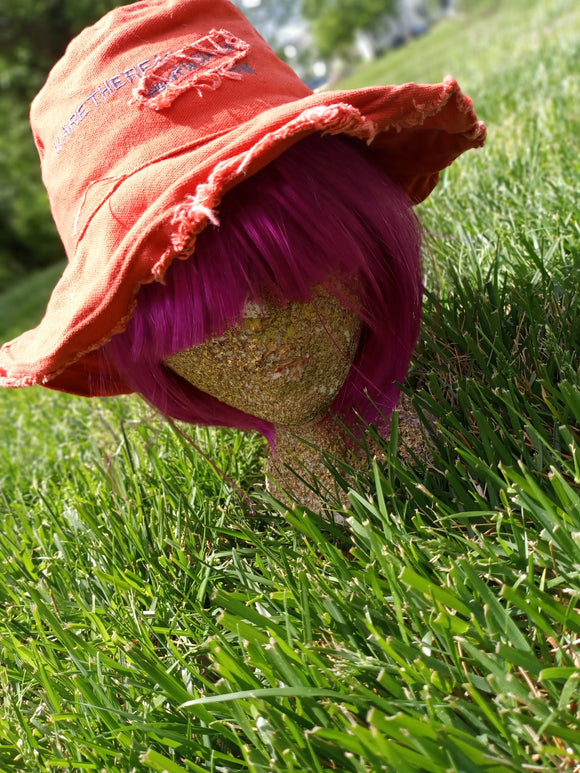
0, 0, 486, 397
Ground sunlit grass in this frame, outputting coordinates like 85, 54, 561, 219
0, 0, 579, 770
0, 261, 65, 343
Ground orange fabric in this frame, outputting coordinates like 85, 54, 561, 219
0, 0, 486, 396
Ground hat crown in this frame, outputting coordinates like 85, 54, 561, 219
31, 0, 310, 254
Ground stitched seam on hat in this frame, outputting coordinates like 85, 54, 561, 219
132, 29, 252, 110
71, 129, 235, 248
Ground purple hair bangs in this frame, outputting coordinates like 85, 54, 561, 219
101, 133, 423, 444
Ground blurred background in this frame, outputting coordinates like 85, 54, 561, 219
0, 0, 475, 296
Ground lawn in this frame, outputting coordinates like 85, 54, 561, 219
0, 0, 579, 770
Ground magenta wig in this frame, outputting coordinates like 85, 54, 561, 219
101, 133, 423, 444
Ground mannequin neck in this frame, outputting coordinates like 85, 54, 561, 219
266, 417, 360, 511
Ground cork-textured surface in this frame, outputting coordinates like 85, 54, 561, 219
166, 286, 362, 426
265, 418, 361, 511
266, 396, 432, 512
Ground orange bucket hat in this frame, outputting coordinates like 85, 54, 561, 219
0, 0, 486, 397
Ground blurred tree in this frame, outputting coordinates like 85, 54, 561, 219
231, 0, 298, 42
0, 0, 131, 98
0, 1, 134, 285
302, 0, 396, 58
231, 0, 315, 79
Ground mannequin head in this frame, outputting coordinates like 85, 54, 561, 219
165, 285, 363, 427
100, 133, 423, 445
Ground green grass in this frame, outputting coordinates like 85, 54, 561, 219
0, 262, 65, 344
1, 0, 580, 770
